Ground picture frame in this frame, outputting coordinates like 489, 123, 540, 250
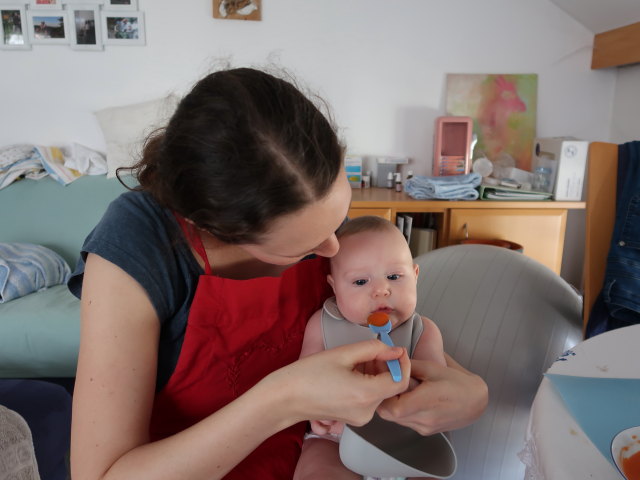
62, 0, 104, 4
27, 9, 69, 44
29, 0, 63, 10
213, 0, 261, 21
1, 5, 30, 49
102, 10, 144, 45
103, 0, 137, 11
69, 5, 102, 50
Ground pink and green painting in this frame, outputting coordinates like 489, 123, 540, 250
446, 73, 538, 171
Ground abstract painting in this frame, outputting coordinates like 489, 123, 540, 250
446, 73, 538, 171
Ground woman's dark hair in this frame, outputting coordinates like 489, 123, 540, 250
123, 68, 344, 244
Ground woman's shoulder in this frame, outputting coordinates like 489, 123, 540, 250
107, 189, 167, 222
70, 190, 200, 314
97, 190, 179, 242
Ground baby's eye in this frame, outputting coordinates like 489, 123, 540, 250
387, 274, 401, 281
353, 279, 368, 286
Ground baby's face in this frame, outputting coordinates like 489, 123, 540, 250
328, 228, 419, 328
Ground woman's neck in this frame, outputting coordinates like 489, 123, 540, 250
197, 231, 289, 280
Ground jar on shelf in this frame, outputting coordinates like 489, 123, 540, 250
532, 166, 552, 193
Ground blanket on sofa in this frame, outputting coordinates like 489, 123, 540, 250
0, 243, 71, 304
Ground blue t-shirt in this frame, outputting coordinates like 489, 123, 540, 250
68, 190, 201, 391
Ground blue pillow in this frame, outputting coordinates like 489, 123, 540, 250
0, 243, 71, 303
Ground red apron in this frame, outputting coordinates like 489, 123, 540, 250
149, 217, 332, 479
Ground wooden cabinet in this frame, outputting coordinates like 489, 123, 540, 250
349, 188, 584, 275
347, 207, 391, 221
447, 208, 567, 273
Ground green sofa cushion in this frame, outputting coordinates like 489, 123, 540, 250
0, 175, 128, 268
0, 174, 129, 377
0, 285, 80, 377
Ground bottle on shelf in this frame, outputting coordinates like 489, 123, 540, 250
532, 166, 552, 193
386, 172, 394, 189
395, 172, 403, 192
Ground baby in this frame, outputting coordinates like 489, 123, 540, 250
293, 215, 447, 480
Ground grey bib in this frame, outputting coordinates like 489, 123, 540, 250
321, 297, 457, 479
320, 297, 424, 356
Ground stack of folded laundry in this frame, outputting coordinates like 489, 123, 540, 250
404, 172, 482, 200
0, 143, 107, 190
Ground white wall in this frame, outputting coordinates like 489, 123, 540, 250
610, 64, 640, 143
1, 0, 617, 165
1, 0, 619, 287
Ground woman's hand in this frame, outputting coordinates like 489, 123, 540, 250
376, 353, 488, 435
310, 419, 344, 436
266, 340, 411, 428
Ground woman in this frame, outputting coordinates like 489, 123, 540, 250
69, 67, 487, 480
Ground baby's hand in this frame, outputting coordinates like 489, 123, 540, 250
310, 419, 345, 436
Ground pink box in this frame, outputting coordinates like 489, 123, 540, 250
433, 116, 473, 176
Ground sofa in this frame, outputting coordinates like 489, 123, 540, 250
0, 174, 127, 379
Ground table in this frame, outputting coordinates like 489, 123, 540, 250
522, 324, 640, 479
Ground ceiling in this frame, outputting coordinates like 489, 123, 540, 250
550, 0, 640, 33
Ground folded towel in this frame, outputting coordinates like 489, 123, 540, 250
0, 243, 71, 303
0, 144, 35, 170
0, 156, 45, 191
35, 146, 83, 186
404, 172, 482, 200
63, 143, 108, 176
0, 143, 105, 190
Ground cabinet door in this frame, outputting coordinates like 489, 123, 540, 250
448, 209, 567, 274
347, 208, 392, 221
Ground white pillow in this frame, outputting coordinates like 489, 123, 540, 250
95, 94, 180, 178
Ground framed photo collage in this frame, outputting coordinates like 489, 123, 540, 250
1, 0, 145, 50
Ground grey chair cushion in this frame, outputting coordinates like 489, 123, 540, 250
414, 244, 583, 480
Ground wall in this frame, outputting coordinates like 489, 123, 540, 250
0, 0, 619, 287
610, 64, 640, 143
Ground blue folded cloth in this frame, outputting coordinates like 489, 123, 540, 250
0, 243, 71, 303
404, 172, 482, 200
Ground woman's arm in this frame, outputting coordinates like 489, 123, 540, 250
72, 254, 411, 480
376, 353, 488, 436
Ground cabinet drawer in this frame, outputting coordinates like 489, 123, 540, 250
448, 209, 567, 274
348, 208, 392, 221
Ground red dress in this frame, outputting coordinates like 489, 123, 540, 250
149, 217, 332, 479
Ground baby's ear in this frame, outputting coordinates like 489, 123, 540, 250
327, 274, 336, 291
413, 263, 420, 280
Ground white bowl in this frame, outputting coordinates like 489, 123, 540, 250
611, 425, 640, 479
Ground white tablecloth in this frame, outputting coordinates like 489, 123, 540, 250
521, 324, 640, 480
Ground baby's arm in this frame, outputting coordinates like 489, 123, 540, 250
300, 309, 326, 359
412, 315, 447, 366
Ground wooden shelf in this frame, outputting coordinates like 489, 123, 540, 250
350, 188, 585, 211
591, 21, 640, 69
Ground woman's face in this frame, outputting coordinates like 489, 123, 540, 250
240, 174, 352, 265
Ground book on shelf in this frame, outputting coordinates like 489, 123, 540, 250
478, 184, 552, 201
409, 227, 436, 258
396, 213, 437, 257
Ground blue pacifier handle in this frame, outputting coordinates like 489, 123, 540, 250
377, 331, 402, 383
